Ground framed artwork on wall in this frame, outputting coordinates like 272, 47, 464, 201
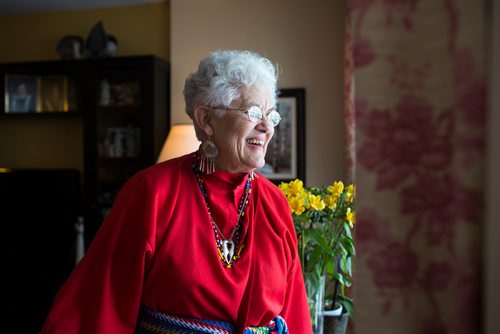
257, 88, 306, 184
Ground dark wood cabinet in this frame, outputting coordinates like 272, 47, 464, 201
81, 56, 169, 242
0, 56, 168, 334
1, 168, 81, 333
1, 55, 169, 333
0, 55, 170, 243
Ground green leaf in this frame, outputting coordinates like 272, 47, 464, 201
326, 260, 334, 278
305, 245, 323, 275
341, 238, 355, 256
340, 254, 350, 274
309, 229, 334, 255
337, 295, 355, 319
346, 256, 352, 276
343, 222, 352, 238
331, 272, 347, 286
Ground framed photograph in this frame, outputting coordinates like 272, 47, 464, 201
111, 81, 140, 107
102, 126, 141, 158
39, 75, 69, 112
98, 79, 141, 107
4, 75, 38, 113
257, 88, 306, 184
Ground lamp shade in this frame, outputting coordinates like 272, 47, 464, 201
156, 123, 200, 163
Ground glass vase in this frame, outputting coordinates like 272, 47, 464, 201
305, 275, 325, 334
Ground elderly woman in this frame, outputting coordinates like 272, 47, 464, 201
41, 50, 312, 334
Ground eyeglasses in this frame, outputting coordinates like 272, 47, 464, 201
212, 105, 281, 127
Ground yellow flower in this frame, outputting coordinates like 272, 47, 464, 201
324, 194, 337, 209
289, 196, 306, 215
297, 188, 308, 200
308, 193, 326, 211
345, 207, 355, 227
278, 182, 289, 193
328, 181, 344, 198
346, 184, 356, 203
302, 190, 312, 209
279, 179, 304, 198
278, 178, 356, 317
289, 179, 304, 195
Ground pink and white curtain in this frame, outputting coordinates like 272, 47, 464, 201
346, 0, 488, 333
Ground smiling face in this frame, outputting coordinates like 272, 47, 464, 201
208, 85, 275, 173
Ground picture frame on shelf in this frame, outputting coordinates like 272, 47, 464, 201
4, 74, 38, 113
257, 88, 306, 184
102, 126, 141, 158
39, 75, 69, 112
98, 79, 140, 107
111, 81, 140, 107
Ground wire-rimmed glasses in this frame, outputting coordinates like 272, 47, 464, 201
211, 105, 281, 127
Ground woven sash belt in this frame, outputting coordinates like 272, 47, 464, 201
135, 305, 289, 334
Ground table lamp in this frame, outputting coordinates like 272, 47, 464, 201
156, 123, 200, 163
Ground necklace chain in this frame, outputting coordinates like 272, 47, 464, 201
193, 154, 254, 268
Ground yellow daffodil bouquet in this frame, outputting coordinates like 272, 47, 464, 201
279, 179, 355, 320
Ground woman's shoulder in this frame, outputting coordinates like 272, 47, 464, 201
254, 173, 296, 239
254, 173, 288, 202
127, 153, 195, 188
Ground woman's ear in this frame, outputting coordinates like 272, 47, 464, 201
194, 106, 214, 137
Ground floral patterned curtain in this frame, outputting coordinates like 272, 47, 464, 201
347, 0, 488, 333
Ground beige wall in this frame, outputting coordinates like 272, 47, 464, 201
170, 0, 347, 185
0, 3, 169, 63
0, 3, 170, 172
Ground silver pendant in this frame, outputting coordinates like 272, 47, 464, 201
222, 240, 235, 264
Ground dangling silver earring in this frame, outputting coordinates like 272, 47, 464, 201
199, 137, 218, 174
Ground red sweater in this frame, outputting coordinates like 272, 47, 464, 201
41, 153, 312, 334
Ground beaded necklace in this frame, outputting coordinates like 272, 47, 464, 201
193, 155, 253, 268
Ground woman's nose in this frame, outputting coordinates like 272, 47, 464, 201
256, 117, 273, 134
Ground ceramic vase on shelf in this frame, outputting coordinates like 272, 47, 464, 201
305, 275, 325, 334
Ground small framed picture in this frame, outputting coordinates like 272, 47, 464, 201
112, 81, 140, 107
4, 75, 38, 113
257, 88, 306, 184
98, 79, 141, 107
102, 126, 141, 158
39, 75, 69, 112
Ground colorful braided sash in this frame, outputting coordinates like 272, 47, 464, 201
135, 305, 289, 334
